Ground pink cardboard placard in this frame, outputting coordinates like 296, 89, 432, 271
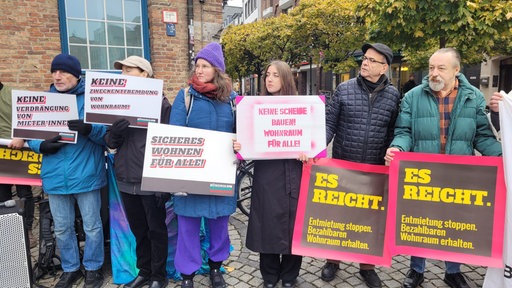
388, 152, 505, 267
235, 95, 326, 160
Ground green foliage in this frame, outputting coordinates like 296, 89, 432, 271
222, 0, 512, 79
361, 0, 512, 69
288, 0, 367, 73
221, 14, 298, 80
221, 0, 369, 80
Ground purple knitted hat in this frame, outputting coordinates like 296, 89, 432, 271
195, 42, 225, 72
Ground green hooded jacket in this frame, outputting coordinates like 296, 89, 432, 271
390, 74, 501, 156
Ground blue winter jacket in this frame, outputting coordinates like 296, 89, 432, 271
170, 86, 237, 218
28, 78, 107, 194
326, 75, 401, 164
390, 74, 501, 156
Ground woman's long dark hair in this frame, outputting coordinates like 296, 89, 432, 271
263, 60, 297, 96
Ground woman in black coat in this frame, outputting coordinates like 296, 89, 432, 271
234, 60, 306, 288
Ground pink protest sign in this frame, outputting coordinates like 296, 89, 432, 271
292, 158, 391, 266
235, 95, 327, 160
388, 152, 506, 267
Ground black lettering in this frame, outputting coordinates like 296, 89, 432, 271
505, 264, 512, 279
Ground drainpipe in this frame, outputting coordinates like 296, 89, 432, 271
187, 0, 194, 71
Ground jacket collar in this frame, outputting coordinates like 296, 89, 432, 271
421, 73, 476, 100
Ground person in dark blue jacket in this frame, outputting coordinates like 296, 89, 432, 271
170, 42, 237, 288
27, 54, 106, 288
322, 43, 401, 288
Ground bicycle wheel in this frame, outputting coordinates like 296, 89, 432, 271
236, 170, 253, 217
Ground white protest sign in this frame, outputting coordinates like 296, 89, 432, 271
11, 90, 78, 143
236, 95, 327, 160
141, 123, 237, 196
483, 90, 512, 288
84, 71, 163, 128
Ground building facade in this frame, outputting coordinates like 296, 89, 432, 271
480, 56, 512, 102
0, 0, 225, 100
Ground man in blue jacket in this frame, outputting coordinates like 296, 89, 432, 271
385, 48, 502, 288
27, 54, 106, 288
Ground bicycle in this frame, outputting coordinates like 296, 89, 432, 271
235, 160, 254, 216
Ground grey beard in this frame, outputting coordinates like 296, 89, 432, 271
429, 79, 444, 92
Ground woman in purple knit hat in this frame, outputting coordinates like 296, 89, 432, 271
170, 42, 237, 288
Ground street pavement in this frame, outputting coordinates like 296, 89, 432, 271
30, 208, 486, 288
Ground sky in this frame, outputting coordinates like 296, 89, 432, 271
226, 0, 242, 7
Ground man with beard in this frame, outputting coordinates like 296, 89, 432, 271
321, 43, 401, 288
384, 48, 502, 288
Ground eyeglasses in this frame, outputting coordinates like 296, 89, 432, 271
362, 55, 386, 65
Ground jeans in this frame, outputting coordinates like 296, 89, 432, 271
48, 190, 104, 272
410, 256, 461, 274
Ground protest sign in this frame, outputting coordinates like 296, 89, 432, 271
484, 91, 512, 287
235, 95, 326, 160
292, 154, 505, 267
292, 158, 391, 266
0, 138, 42, 186
84, 71, 163, 128
389, 152, 506, 267
141, 123, 237, 196
11, 90, 78, 143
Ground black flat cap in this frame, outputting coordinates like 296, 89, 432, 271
362, 43, 393, 65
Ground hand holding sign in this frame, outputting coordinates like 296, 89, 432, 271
107, 118, 131, 148
40, 135, 66, 154
68, 119, 92, 136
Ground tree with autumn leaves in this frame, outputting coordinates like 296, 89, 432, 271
363, 0, 512, 69
222, 0, 367, 88
221, 0, 511, 87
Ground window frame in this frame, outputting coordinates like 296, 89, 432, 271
57, 0, 151, 71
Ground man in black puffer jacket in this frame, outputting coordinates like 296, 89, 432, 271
320, 43, 401, 288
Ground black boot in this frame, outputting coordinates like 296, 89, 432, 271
208, 259, 226, 288
181, 272, 195, 288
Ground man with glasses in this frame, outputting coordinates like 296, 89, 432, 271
321, 43, 401, 288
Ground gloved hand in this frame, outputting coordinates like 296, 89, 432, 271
107, 119, 130, 148
39, 136, 66, 154
68, 119, 92, 136
111, 119, 130, 138
155, 193, 171, 208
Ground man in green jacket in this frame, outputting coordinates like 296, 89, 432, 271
384, 48, 501, 288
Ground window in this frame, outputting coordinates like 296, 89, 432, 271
58, 0, 150, 70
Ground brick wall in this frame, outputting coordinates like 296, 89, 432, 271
0, 0, 224, 101
0, 0, 61, 91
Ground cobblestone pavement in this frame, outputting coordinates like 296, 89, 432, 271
31, 208, 486, 288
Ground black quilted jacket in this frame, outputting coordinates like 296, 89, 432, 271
325, 75, 401, 164
105, 96, 172, 193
